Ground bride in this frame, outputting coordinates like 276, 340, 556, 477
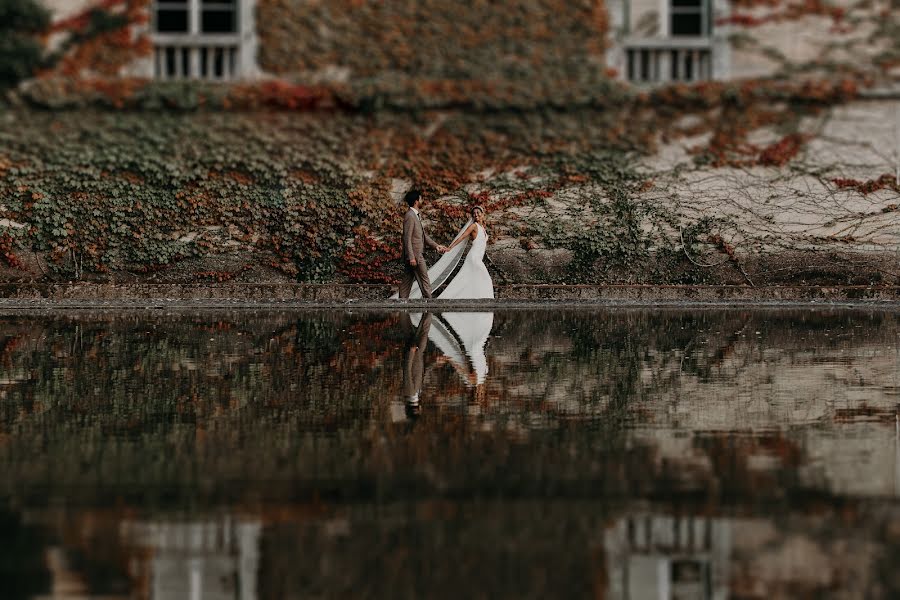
399, 206, 494, 300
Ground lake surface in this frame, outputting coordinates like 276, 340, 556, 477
1, 308, 898, 599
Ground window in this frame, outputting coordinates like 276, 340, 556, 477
201, 1, 237, 33
670, 0, 709, 36
618, 0, 720, 84
154, 1, 237, 34
155, 2, 188, 32
152, 0, 244, 79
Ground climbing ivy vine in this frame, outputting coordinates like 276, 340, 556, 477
0, 74, 866, 284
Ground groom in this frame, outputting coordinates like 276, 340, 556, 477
398, 189, 446, 299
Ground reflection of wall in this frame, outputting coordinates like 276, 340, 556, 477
0, 312, 897, 509
628, 337, 900, 498
120, 518, 261, 600
637, 346, 900, 429
21, 500, 900, 599
602, 508, 897, 599
605, 514, 731, 600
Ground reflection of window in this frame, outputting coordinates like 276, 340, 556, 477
151, 1, 244, 80
670, 0, 709, 36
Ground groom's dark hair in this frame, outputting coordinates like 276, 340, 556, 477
404, 189, 421, 207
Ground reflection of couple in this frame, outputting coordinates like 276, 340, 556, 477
402, 311, 494, 410
395, 189, 494, 300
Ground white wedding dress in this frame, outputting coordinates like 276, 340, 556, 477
439, 224, 494, 299
393, 219, 494, 300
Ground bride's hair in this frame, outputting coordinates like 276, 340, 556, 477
471, 205, 485, 216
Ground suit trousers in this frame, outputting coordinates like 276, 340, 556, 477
398, 255, 433, 299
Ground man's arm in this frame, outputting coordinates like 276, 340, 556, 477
423, 229, 440, 251
423, 228, 447, 253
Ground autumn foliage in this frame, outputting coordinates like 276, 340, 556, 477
718, 0, 847, 28
43, 0, 151, 78
831, 174, 900, 196
1, 0, 894, 286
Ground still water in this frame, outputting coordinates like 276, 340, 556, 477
1, 308, 899, 599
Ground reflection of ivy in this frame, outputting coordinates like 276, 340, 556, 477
289, 318, 344, 357
0, 310, 895, 509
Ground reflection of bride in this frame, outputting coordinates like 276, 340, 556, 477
410, 311, 493, 387
403, 206, 494, 300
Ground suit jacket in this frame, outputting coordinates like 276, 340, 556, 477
403, 209, 439, 260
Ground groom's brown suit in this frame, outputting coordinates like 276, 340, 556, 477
399, 208, 440, 298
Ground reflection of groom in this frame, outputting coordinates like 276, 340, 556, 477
390, 312, 433, 422
403, 312, 432, 407
399, 189, 446, 299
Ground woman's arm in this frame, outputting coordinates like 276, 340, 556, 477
446, 223, 477, 251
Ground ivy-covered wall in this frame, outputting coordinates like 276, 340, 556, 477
4, 78, 893, 287
1, 0, 896, 287
721, 0, 900, 84
256, 0, 610, 87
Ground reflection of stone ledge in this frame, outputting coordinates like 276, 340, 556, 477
0, 283, 898, 306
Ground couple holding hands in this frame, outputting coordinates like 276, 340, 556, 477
395, 189, 494, 301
